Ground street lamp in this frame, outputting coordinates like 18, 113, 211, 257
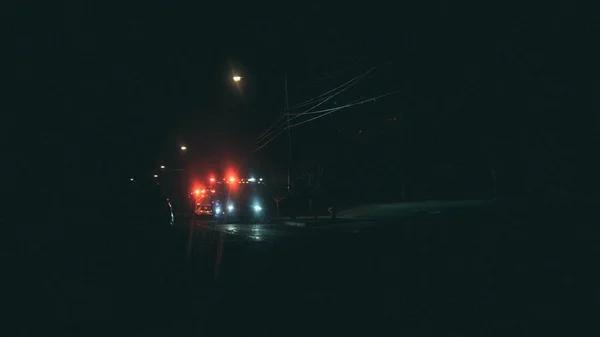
180, 145, 187, 151
233, 75, 242, 82
160, 165, 166, 169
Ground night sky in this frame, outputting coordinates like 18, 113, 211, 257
6, 2, 591, 213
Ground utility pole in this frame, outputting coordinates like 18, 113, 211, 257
491, 168, 497, 200
285, 73, 296, 219
400, 167, 405, 201
285, 73, 291, 192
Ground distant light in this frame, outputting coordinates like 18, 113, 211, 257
253, 205, 262, 212
248, 177, 256, 182
233, 75, 242, 82
194, 189, 200, 195
259, 178, 263, 181
229, 177, 236, 183
201, 189, 206, 193
153, 174, 158, 178
180, 146, 187, 151
160, 165, 166, 169
228, 205, 234, 211
209, 177, 215, 182
129, 178, 135, 182
215, 206, 221, 213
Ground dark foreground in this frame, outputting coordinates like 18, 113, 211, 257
12, 204, 598, 336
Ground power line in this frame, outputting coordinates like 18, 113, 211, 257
253, 127, 286, 153
288, 95, 330, 110
286, 67, 375, 124
289, 66, 374, 110
255, 112, 286, 140
254, 67, 374, 144
254, 78, 358, 145
252, 89, 401, 153
287, 89, 402, 116
253, 104, 347, 153
286, 89, 401, 129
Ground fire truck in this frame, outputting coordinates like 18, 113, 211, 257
194, 176, 268, 223
192, 187, 217, 216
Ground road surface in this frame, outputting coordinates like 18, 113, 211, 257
20, 204, 596, 336
166, 206, 593, 336
337, 199, 498, 218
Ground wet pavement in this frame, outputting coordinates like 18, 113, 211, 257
162, 208, 596, 336
18, 207, 597, 336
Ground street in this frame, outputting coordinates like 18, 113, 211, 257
164, 204, 594, 336
191, 221, 307, 243
17, 203, 596, 336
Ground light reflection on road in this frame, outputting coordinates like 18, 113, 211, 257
195, 221, 279, 243
188, 221, 277, 282
186, 217, 376, 285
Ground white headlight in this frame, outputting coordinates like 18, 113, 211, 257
228, 205, 234, 211
253, 205, 262, 212
215, 206, 221, 213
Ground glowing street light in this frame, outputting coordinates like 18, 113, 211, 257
153, 174, 158, 178
180, 145, 187, 151
233, 75, 242, 82
160, 165, 166, 169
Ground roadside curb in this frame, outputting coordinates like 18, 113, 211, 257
281, 217, 372, 228
283, 221, 306, 227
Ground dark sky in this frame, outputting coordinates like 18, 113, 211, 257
5, 2, 591, 205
